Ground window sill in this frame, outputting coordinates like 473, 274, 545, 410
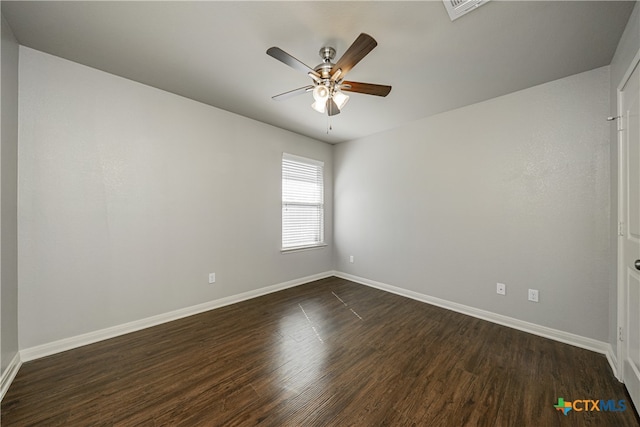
281, 243, 328, 254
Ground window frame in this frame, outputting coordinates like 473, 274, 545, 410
281, 153, 326, 253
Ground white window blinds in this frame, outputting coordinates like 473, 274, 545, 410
282, 153, 325, 250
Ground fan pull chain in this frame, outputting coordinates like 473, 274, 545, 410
327, 116, 332, 134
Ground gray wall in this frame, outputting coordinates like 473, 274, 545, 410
334, 66, 611, 341
609, 1, 639, 356
18, 47, 333, 349
1, 15, 19, 375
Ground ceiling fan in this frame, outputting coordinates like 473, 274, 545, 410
266, 33, 392, 116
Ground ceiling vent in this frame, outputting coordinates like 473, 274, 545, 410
443, 0, 490, 21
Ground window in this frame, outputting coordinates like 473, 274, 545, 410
282, 153, 325, 251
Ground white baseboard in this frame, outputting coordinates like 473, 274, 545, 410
334, 271, 618, 375
15, 270, 619, 390
20, 271, 334, 362
1, 352, 22, 401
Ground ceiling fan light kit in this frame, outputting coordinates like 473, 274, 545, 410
267, 33, 391, 118
311, 82, 349, 114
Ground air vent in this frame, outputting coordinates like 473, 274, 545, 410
443, 0, 489, 21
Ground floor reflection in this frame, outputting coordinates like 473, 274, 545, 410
275, 302, 328, 396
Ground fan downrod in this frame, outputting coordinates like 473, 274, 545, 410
315, 47, 336, 79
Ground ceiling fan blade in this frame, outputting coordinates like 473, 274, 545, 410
341, 81, 392, 97
272, 85, 314, 101
333, 33, 378, 78
327, 98, 340, 116
267, 47, 319, 77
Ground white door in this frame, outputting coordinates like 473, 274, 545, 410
621, 60, 640, 412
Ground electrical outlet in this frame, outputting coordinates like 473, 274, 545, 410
208, 273, 216, 284
349, 255, 354, 263
528, 289, 539, 302
496, 283, 506, 295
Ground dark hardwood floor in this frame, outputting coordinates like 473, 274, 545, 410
2, 277, 638, 426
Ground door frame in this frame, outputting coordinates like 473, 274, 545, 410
616, 48, 640, 382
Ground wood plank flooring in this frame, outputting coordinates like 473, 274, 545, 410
2, 277, 639, 426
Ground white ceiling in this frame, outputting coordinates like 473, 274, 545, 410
2, 1, 635, 144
